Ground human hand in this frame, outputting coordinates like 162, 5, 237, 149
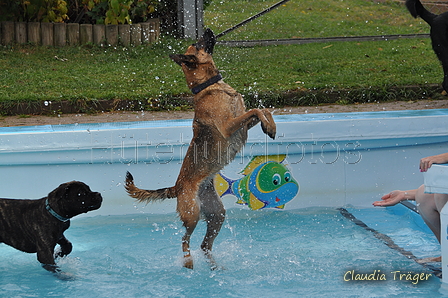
372, 190, 406, 207
420, 153, 448, 172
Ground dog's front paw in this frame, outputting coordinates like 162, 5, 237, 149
260, 109, 276, 139
261, 121, 276, 140
55, 242, 73, 259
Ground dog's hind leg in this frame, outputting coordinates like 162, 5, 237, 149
177, 187, 201, 269
199, 178, 226, 270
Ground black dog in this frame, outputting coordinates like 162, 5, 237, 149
0, 181, 102, 273
406, 0, 448, 93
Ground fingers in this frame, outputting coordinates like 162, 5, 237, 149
372, 190, 403, 207
419, 153, 448, 172
372, 201, 388, 207
372, 195, 391, 206
372, 200, 393, 207
372, 194, 389, 207
420, 157, 433, 172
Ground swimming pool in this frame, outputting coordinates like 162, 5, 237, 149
1, 110, 448, 296
0, 206, 442, 297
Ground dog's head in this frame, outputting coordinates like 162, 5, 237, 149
47, 181, 102, 219
169, 29, 219, 90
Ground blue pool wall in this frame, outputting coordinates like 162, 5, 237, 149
1, 109, 448, 217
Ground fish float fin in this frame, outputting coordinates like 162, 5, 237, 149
240, 155, 287, 175
275, 204, 285, 209
248, 193, 266, 210
214, 172, 235, 197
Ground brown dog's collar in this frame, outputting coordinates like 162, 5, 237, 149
191, 73, 222, 95
45, 199, 70, 222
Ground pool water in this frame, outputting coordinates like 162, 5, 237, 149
0, 206, 444, 297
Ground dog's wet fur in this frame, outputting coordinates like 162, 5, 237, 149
406, 0, 448, 93
0, 181, 102, 274
125, 29, 276, 269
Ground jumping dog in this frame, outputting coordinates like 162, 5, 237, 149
125, 29, 276, 269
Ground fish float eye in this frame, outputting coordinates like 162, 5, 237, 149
284, 172, 291, 182
272, 173, 281, 185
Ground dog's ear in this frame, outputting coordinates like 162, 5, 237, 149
195, 28, 216, 55
169, 54, 198, 69
48, 182, 71, 201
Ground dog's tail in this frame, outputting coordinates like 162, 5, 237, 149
406, 0, 437, 25
125, 171, 176, 203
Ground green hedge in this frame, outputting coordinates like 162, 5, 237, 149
0, 0, 176, 24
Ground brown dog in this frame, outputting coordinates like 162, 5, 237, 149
0, 181, 102, 274
125, 29, 276, 269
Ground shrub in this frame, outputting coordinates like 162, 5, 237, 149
0, 0, 174, 24
0, 0, 68, 22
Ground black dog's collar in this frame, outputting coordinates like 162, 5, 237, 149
191, 73, 222, 95
45, 199, 70, 222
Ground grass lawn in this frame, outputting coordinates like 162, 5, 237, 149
205, 0, 429, 39
0, 0, 444, 114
